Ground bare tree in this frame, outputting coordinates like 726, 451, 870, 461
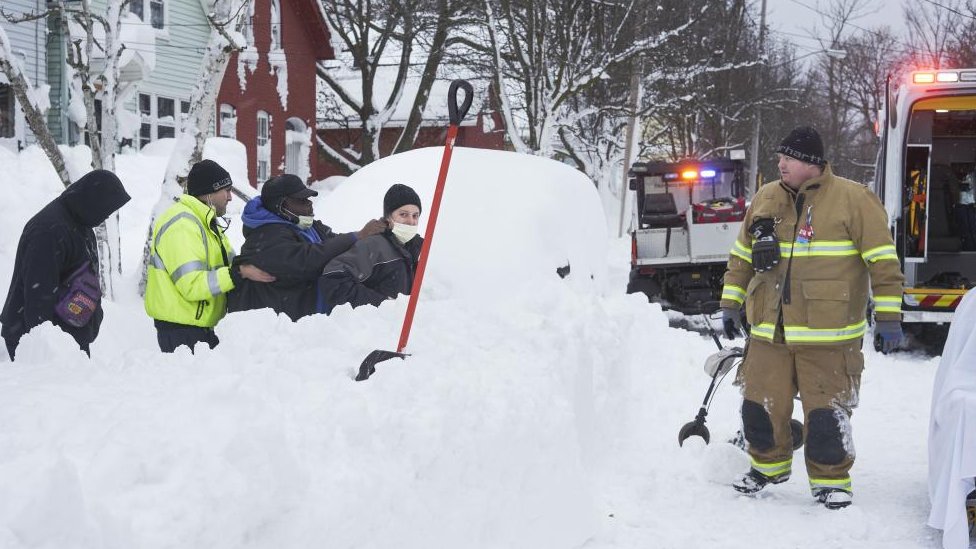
0, 13, 71, 186
474, 0, 702, 158
316, 0, 469, 174
904, 0, 961, 70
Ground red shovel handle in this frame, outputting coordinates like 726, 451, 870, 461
395, 80, 473, 353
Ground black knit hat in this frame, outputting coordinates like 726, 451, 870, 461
261, 174, 317, 212
776, 126, 826, 166
186, 159, 233, 197
383, 184, 422, 217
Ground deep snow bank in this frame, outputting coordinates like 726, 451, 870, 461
0, 144, 656, 548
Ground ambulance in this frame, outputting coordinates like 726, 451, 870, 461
875, 69, 976, 350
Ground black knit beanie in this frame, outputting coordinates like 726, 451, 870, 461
776, 126, 826, 167
383, 184, 422, 217
186, 159, 233, 197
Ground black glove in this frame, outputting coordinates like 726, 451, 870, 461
722, 307, 748, 340
749, 218, 780, 273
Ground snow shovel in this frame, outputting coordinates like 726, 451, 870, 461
355, 79, 474, 382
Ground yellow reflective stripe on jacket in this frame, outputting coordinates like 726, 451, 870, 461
751, 457, 792, 478
873, 295, 902, 314
751, 323, 776, 341
722, 284, 746, 304
751, 321, 867, 343
783, 320, 867, 343
787, 240, 859, 258
730, 240, 752, 263
809, 476, 852, 492
154, 212, 209, 268
861, 244, 898, 263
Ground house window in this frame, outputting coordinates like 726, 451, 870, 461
219, 104, 237, 139
139, 93, 152, 148
157, 96, 175, 138
0, 85, 14, 138
256, 110, 270, 182
270, 0, 281, 49
138, 92, 184, 148
130, 0, 165, 30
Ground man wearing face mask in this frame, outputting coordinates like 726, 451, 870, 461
145, 159, 275, 353
317, 183, 424, 314
227, 174, 388, 320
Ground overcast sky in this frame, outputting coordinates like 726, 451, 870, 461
765, 0, 907, 52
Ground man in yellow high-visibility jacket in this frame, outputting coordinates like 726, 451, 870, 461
144, 160, 273, 352
720, 127, 905, 510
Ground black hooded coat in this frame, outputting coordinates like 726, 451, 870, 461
1, 170, 131, 359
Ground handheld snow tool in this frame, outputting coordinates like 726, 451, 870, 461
677, 316, 742, 446
355, 79, 474, 382
678, 314, 804, 450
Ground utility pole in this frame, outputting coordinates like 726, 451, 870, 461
748, 0, 768, 194
618, 59, 642, 238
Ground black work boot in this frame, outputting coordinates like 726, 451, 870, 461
732, 468, 790, 495
813, 488, 853, 510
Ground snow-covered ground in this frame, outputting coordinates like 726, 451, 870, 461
0, 144, 952, 548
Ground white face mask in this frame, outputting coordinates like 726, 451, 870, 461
295, 215, 314, 230
391, 222, 418, 244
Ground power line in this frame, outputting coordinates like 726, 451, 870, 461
918, 0, 976, 20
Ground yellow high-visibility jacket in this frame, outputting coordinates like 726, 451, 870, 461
144, 195, 236, 328
720, 165, 904, 345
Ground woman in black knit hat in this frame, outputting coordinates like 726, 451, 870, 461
316, 184, 424, 314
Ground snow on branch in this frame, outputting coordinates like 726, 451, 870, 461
0, 23, 70, 186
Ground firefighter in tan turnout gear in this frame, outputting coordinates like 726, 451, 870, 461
719, 127, 906, 510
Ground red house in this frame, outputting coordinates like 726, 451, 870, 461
217, 0, 333, 187
316, 77, 507, 179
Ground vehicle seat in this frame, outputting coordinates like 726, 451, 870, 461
642, 193, 684, 228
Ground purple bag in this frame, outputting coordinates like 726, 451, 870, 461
54, 261, 101, 328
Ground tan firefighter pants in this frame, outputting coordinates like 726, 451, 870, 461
736, 337, 864, 491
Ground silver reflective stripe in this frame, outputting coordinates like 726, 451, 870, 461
154, 211, 210, 270
150, 253, 166, 270
170, 260, 208, 283
207, 270, 221, 296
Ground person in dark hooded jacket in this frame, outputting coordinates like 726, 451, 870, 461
227, 174, 387, 321
1, 170, 131, 360
318, 183, 423, 314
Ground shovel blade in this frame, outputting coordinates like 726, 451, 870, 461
678, 419, 711, 446
356, 349, 408, 382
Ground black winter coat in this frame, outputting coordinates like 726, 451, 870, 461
1, 170, 130, 359
318, 232, 422, 314
227, 220, 358, 320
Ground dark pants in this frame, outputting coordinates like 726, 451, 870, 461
154, 320, 219, 353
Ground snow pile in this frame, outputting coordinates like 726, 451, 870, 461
318, 147, 608, 300
0, 144, 950, 548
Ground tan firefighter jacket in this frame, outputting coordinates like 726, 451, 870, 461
720, 165, 904, 345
